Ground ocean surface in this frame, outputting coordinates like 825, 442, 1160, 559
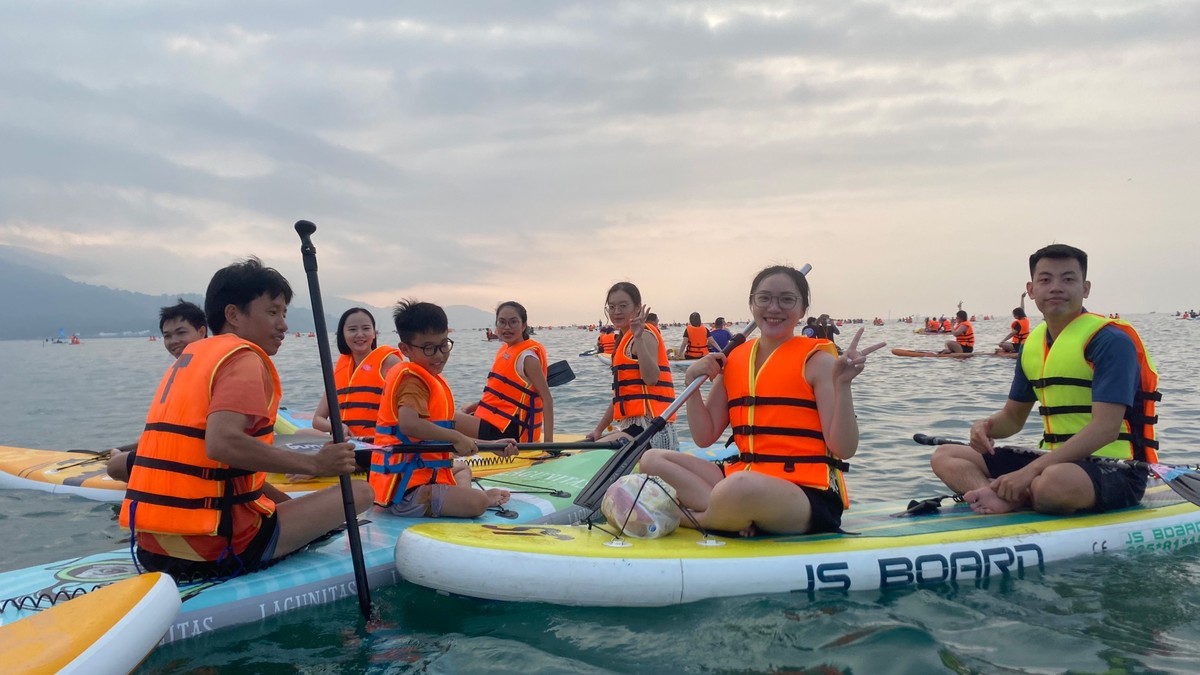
2, 314, 1200, 673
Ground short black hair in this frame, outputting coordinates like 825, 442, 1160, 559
336, 307, 378, 355
956, 310, 968, 322
1029, 244, 1088, 279
159, 299, 206, 332
393, 299, 448, 343
205, 257, 293, 334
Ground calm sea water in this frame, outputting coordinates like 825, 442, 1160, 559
3, 315, 1200, 673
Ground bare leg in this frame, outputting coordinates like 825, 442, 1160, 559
697, 472, 818, 536
438, 484, 494, 518
1029, 464, 1096, 514
930, 444, 1020, 514
273, 480, 374, 557
639, 449, 725, 512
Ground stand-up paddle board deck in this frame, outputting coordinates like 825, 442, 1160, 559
0, 450, 611, 645
394, 484, 1200, 607
891, 348, 1018, 359
0, 431, 588, 503
1, 572, 179, 674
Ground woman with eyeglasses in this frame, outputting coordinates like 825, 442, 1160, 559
639, 265, 885, 536
585, 282, 679, 451
312, 307, 402, 439
456, 301, 555, 443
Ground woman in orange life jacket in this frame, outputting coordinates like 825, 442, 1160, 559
996, 293, 1031, 354
678, 312, 719, 360
312, 307, 402, 440
584, 281, 679, 451
640, 265, 886, 536
456, 301, 554, 443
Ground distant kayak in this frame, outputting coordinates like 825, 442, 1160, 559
891, 348, 1017, 359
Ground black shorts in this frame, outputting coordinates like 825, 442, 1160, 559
960, 345, 974, 353
477, 419, 522, 441
136, 512, 281, 579
717, 466, 844, 533
983, 447, 1147, 513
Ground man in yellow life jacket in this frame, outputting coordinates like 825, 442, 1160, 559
931, 244, 1159, 516
940, 310, 974, 354
119, 258, 373, 577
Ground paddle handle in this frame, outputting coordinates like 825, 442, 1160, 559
295, 220, 373, 620
912, 433, 1154, 470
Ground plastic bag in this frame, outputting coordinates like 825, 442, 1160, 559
600, 473, 680, 539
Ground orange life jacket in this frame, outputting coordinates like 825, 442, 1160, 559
334, 346, 400, 439
941, 319, 951, 332
474, 339, 548, 442
370, 362, 457, 507
119, 334, 278, 542
926, 319, 938, 332
1012, 317, 1030, 345
598, 332, 616, 354
722, 336, 849, 507
611, 325, 676, 422
955, 320, 974, 347
684, 324, 709, 359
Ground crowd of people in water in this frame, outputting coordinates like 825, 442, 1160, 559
103, 242, 1160, 580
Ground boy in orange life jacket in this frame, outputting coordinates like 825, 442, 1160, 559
107, 298, 209, 482
119, 258, 373, 578
370, 300, 517, 518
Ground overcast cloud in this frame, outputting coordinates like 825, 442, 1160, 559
2, 1, 1198, 324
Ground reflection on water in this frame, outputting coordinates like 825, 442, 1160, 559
2, 314, 1199, 672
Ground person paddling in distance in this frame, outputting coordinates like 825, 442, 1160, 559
930, 244, 1160, 515
370, 300, 517, 518
584, 282, 679, 451
709, 317, 732, 351
107, 299, 209, 482
995, 293, 1031, 354
119, 258, 372, 578
456, 301, 555, 443
311, 307, 402, 439
640, 265, 886, 536
940, 308, 975, 354
679, 312, 719, 360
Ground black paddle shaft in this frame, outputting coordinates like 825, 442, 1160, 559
295, 220, 373, 620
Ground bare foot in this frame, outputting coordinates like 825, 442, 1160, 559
485, 488, 510, 507
964, 486, 1017, 514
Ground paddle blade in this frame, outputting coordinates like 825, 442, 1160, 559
1149, 464, 1200, 507
547, 360, 575, 387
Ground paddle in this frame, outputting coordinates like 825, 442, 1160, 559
380, 439, 626, 454
294, 220, 373, 620
547, 360, 575, 387
912, 433, 1200, 508
572, 264, 813, 512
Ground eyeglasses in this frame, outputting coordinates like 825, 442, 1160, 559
495, 318, 523, 329
405, 338, 454, 356
604, 302, 633, 314
750, 292, 800, 310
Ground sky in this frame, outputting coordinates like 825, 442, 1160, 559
2, 1, 1198, 325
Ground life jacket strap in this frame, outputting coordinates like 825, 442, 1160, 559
727, 396, 817, 410
731, 425, 825, 441
1028, 376, 1092, 389
133, 455, 255, 481
736, 452, 850, 473
124, 487, 265, 511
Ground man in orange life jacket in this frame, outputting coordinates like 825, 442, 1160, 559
940, 310, 974, 354
119, 258, 373, 577
930, 244, 1158, 516
107, 299, 210, 482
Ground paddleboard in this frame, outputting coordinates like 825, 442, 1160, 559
891, 348, 1018, 359
1, 572, 179, 674
0, 432, 586, 503
394, 484, 1200, 606
0, 450, 611, 645
594, 353, 613, 367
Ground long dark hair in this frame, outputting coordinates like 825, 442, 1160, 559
336, 307, 378, 355
496, 300, 531, 340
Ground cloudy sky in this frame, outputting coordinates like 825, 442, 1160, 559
2, 1, 1197, 325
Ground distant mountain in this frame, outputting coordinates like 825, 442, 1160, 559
0, 253, 327, 340
0, 249, 494, 339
